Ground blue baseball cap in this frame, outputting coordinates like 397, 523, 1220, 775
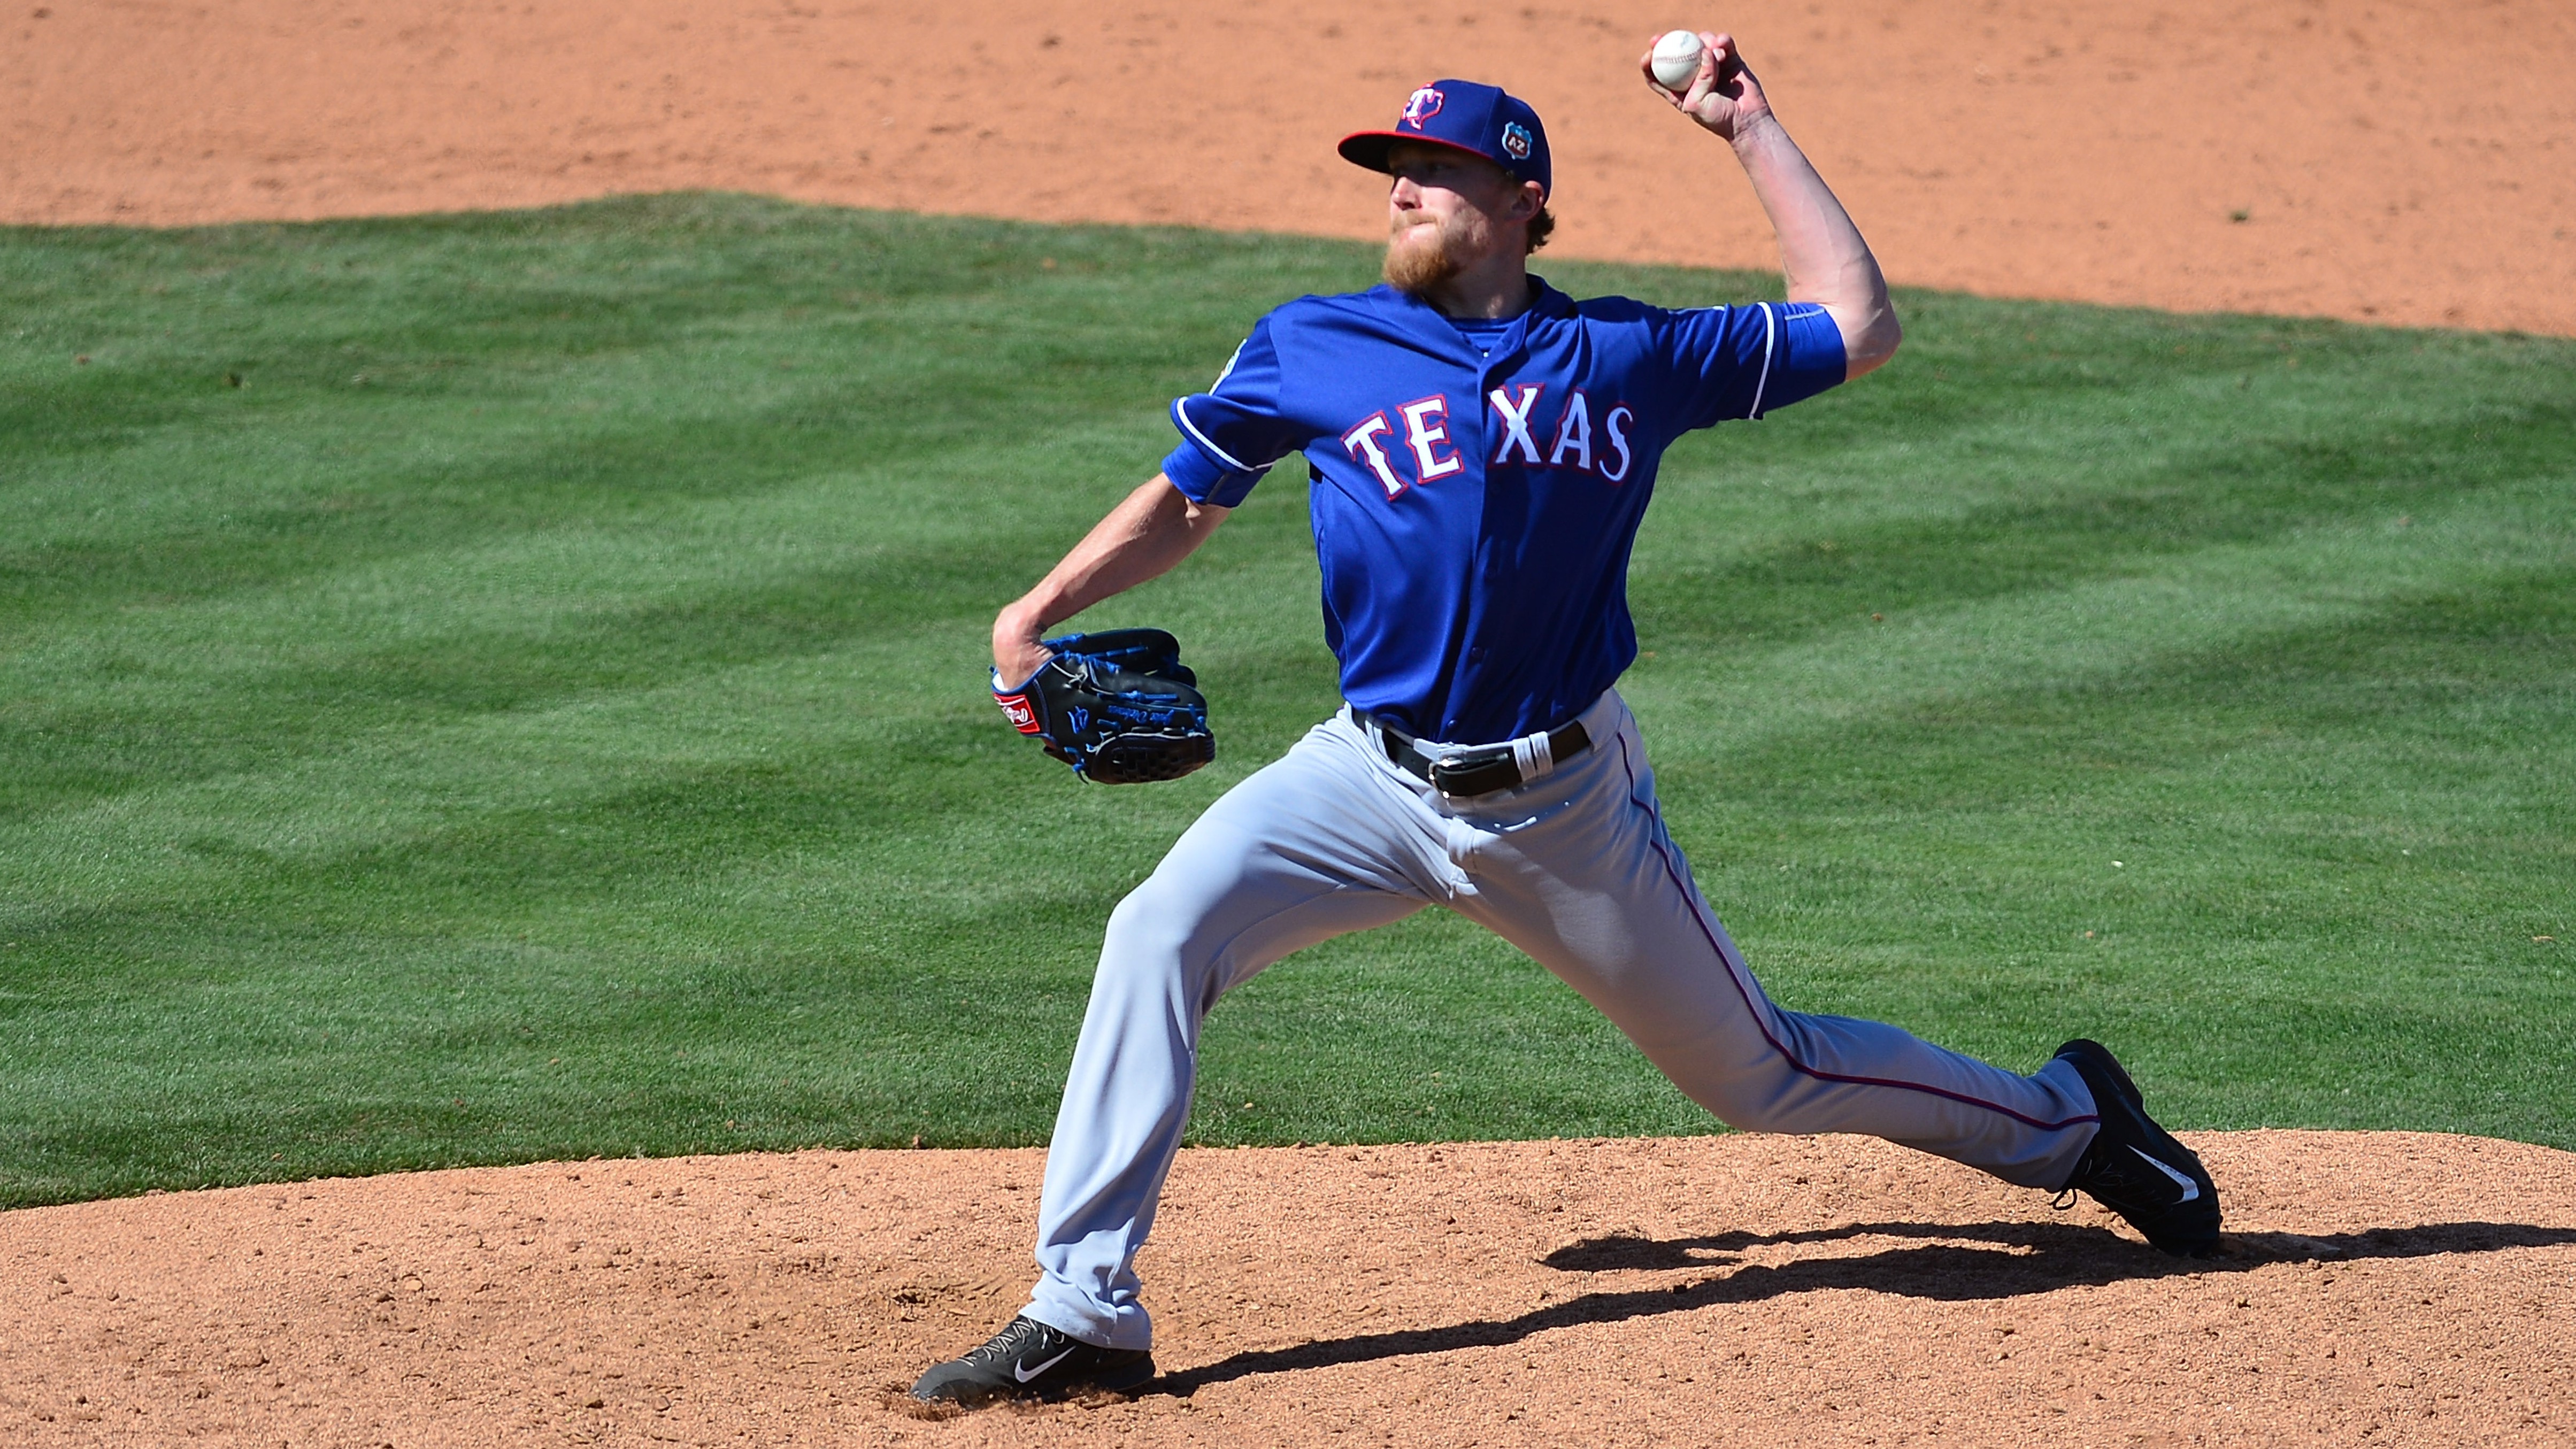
1338, 80, 1551, 200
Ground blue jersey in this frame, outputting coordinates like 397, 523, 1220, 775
1159, 278, 1846, 742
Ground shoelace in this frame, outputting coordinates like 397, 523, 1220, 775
964, 1319, 1050, 1367
2049, 1135, 2105, 1211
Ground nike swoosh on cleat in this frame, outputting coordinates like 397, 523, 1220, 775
1014, 1346, 1076, 1384
2128, 1144, 2202, 1201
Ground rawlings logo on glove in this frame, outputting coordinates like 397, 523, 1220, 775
992, 628, 1216, 784
995, 692, 1042, 734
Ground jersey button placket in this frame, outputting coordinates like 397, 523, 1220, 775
1453, 342, 1512, 711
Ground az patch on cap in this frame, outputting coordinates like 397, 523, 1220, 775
1501, 122, 1534, 161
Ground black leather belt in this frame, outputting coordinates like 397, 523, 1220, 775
1360, 712, 1593, 798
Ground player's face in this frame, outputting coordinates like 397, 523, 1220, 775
1381, 142, 1531, 292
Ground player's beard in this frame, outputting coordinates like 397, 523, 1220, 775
1382, 206, 1489, 296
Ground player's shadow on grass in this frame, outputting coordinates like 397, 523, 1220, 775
1150, 1218, 2576, 1397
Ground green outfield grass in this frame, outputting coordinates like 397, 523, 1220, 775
2, 194, 2569, 1207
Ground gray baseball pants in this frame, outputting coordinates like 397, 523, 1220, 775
1022, 689, 2102, 1351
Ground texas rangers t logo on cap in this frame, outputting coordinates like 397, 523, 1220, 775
1340, 78, 1554, 201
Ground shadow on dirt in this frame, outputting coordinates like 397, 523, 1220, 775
1534, 1217, 2576, 1272
1150, 1219, 2576, 1397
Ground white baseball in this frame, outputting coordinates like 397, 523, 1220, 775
1650, 29, 1706, 90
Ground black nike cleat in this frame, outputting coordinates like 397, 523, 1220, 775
910, 1315, 1155, 1407
2053, 1038, 2224, 1258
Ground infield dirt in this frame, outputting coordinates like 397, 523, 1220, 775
6, 2, 2575, 1444
5, 1132, 2573, 1446
4, 0, 2573, 335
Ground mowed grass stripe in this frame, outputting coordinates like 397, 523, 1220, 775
1, 195, 2569, 1206
6, 470, 2554, 911
0, 450, 1158, 819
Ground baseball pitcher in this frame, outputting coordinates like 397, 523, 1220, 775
914, 33, 2221, 1407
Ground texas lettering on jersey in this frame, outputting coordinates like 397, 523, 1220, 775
1159, 279, 1847, 742
1341, 386, 1635, 499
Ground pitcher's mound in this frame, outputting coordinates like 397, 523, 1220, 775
5, 1130, 2571, 1445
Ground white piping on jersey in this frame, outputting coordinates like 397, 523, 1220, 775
1173, 397, 1259, 475
1745, 302, 1778, 419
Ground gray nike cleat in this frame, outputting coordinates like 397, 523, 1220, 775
910, 1315, 1155, 1406
2053, 1038, 2224, 1257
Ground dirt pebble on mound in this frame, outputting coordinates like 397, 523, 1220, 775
4, 1130, 2571, 1446
4, 0, 2572, 335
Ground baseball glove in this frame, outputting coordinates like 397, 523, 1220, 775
992, 628, 1216, 784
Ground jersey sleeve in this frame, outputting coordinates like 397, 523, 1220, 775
1662, 300, 1849, 431
1159, 314, 1309, 508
